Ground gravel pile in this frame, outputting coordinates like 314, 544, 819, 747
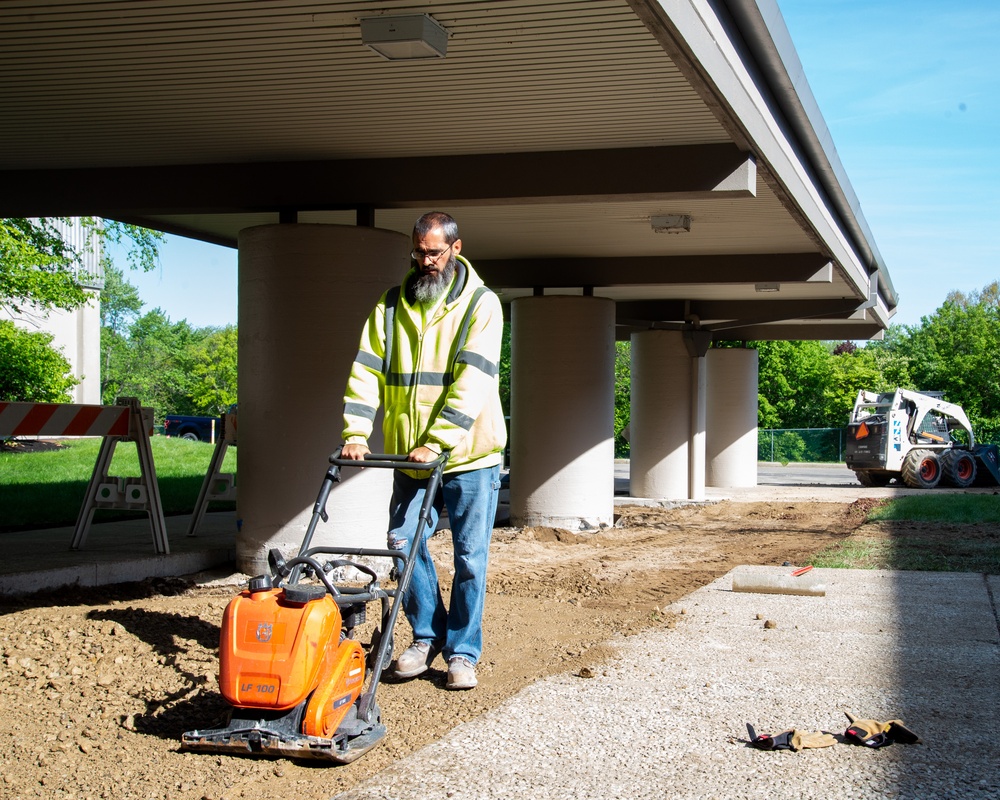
336, 567, 1000, 800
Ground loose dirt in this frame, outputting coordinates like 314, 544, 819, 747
0, 500, 903, 800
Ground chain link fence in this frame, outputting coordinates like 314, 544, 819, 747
758, 428, 845, 464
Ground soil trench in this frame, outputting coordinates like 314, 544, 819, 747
1, 501, 877, 800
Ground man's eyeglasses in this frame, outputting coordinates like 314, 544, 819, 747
411, 242, 454, 263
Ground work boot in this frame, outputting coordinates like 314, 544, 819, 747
393, 641, 438, 679
446, 656, 477, 690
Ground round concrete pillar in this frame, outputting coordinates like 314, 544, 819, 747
509, 296, 615, 530
236, 224, 409, 574
630, 330, 691, 499
706, 347, 759, 488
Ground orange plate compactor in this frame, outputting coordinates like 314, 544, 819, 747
182, 452, 446, 763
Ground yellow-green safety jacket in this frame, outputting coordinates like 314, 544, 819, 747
342, 255, 506, 473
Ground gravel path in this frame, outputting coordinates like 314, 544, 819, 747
336, 567, 1000, 800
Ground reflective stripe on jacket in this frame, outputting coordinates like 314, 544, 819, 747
342, 256, 506, 473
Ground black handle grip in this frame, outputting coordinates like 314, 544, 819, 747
329, 449, 448, 471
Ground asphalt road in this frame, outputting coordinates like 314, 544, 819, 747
612, 460, 997, 503
756, 462, 858, 486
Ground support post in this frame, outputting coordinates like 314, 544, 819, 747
187, 408, 238, 537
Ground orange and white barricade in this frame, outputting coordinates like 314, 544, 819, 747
187, 408, 237, 537
0, 397, 168, 554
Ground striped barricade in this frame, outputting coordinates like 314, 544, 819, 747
187, 409, 237, 537
0, 402, 130, 439
0, 398, 169, 554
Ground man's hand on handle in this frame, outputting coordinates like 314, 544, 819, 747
407, 445, 439, 463
341, 443, 439, 463
341, 443, 371, 461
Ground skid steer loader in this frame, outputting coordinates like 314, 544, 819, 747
845, 388, 1000, 489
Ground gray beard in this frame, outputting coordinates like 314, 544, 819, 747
413, 257, 457, 304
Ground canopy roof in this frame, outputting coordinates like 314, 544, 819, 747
0, 0, 896, 340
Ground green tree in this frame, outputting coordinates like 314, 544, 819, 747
99, 264, 145, 404
901, 283, 1000, 442
613, 341, 631, 457
498, 321, 511, 416
753, 340, 832, 428
753, 339, 887, 431
0, 321, 78, 401
188, 326, 239, 415
100, 263, 143, 336
1, 218, 89, 316
105, 310, 204, 420
2, 218, 163, 317
2, 217, 164, 404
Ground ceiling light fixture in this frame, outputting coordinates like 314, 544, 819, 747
754, 283, 780, 293
650, 214, 692, 234
360, 14, 449, 61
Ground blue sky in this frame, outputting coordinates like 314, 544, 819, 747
122, 0, 998, 331
780, 0, 999, 326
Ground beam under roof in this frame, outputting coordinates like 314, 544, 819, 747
616, 297, 862, 326
477, 253, 831, 288
0, 144, 755, 217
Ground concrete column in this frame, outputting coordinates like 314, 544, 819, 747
706, 347, 759, 487
685, 331, 711, 501
509, 296, 615, 530
629, 330, 692, 499
688, 353, 707, 500
236, 224, 409, 575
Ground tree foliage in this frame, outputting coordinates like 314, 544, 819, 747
613, 341, 631, 457
0, 218, 89, 316
0, 320, 79, 402
890, 283, 1000, 442
1, 217, 165, 404
99, 267, 239, 421
188, 326, 239, 415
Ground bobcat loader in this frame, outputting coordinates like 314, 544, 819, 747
845, 388, 1000, 489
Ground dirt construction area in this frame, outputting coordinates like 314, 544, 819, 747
0, 498, 964, 800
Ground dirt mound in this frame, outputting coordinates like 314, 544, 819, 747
0, 501, 863, 800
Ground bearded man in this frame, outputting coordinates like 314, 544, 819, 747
340, 211, 506, 690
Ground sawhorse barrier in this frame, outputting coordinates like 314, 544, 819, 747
187, 408, 237, 537
0, 397, 169, 554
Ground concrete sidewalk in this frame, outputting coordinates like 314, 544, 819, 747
335, 566, 1000, 800
0, 511, 237, 596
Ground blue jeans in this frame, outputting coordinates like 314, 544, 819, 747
387, 465, 501, 665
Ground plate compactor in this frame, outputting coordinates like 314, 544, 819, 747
182, 451, 445, 764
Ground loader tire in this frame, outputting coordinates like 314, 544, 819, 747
902, 449, 942, 489
855, 470, 892, 487
941, 449, 977, 488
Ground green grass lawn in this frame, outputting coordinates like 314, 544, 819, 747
810, 494, 1000, 574
0, 437, 237, 531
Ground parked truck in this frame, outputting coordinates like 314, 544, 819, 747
845, 388, 1000, 488
164, 414, 222, 443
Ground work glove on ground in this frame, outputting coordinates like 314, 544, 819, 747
746, 723, 837, 751
844, 712, 921, 748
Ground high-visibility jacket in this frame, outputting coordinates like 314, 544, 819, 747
342, 256, 506, 473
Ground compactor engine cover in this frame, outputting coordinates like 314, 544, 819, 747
220, 586, 345, 710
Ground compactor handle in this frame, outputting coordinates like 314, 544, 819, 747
329, 449, 449, 472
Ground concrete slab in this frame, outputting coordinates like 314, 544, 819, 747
0, 511, 237, 596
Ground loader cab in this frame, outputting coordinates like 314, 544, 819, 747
912, 409, 953, 445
